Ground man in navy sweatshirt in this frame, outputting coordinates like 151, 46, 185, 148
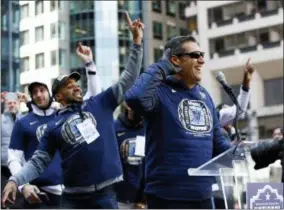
6, 48, 101, 209
2, 13, 144, 209
125, 35, 232, 209
114, 102, 146, 209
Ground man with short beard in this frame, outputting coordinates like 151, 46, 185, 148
6, 45, 102, 208
2, 13, 144, 209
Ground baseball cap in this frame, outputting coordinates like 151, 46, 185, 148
52, 72, 81, 96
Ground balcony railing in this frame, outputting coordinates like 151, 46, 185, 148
239, 45, 257, 53
216, 18, 233, 27
262, 41, 281, 49
260, 9, 279, 17
236, 13, 255, 22
218, 49, 235, 57
211, 40, 282, 59
209, 7, 282, 29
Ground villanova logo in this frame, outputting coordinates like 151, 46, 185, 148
120, 138, 143, 166
178, 99, 212, 133
36, 124, 48, 141
61, 112, 97, 145
247, 183, 283, 209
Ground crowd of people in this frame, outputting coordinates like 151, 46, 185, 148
1, 13, 283, 209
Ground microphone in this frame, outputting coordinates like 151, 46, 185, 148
215, 71, 241, 110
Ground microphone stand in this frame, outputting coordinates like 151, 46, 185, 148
222, 85, 243, 155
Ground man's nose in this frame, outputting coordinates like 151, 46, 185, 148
198, 56, 205, 64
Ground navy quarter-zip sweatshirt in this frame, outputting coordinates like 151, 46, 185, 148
125, 60, 232, 201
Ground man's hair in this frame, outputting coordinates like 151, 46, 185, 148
164, 36, 197, 56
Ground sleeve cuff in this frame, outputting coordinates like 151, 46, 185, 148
8, 176, 19, 186
132, 43, 143, 50
84, 61, 94, 67
241, 85, 250, 92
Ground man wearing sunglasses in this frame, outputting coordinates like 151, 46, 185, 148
125, 35, 232, 209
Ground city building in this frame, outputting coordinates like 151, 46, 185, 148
185, 0, 283, 140
1, 0, 20, 92
18, 0, 70, 93
17, 0, 188, 97
69, 0, 188, 91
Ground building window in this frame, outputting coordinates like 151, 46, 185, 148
179, 3, 186, 20
50, 49, 66, 68
152, 0, 162, 13
35, 0, 44, 16
154, 48, 163, 62
20, 57, 29, 72
167, 25, 177, 40
20, 4, 29, 19
1, 14, 8, 31
50, 22, 66, 39
51, 50, 57, 66
35, 53, 44, 69
2, 37, 9, 57
187, 16, 197, 33
59, 49, 66, 68
12, 38, 20, 58
153, 21, 163, 40
264, 78, 283, 106
35, 26, 44, 42
20, 30, 29, 46
12, 5, 20, 24
50, 0, 61, 11
166, 0, 176, 17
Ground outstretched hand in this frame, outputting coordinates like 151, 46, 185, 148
2, 181, 17, 208
125, 12, 144, 45
76, 42, 93, 63
242, 57, 256, 89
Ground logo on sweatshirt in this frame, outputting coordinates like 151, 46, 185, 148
178, 99, 212, 133
61, 112, 97, 145
36, 124, 48, 141
120, 138, 143, 166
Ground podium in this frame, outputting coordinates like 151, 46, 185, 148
188, 142, 260, 209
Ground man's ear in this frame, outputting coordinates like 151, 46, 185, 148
170, 55, 180, 66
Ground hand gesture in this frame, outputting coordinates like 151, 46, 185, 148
242, 58, 255, 89
125, 12, 144, 45
76, 42, 93, 63
1, 181, 17, 208
17, 92, 30, 103
1, 91, 8, 103
22, 184, 49, 204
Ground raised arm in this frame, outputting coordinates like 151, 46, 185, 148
111, 12, 144, 104
125, 49, 180, 114
219, 58, 255, 127
76, 42, 102, 101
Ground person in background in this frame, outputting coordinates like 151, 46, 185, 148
216, 58, 255, 141
1, 92, 25, 209
273, 127, 283, 141
212, 59, 255, 209
114, 102, 146, 209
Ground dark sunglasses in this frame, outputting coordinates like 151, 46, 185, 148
175, 51, 205, 59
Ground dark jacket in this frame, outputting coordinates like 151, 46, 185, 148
251, 138, 284, 182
